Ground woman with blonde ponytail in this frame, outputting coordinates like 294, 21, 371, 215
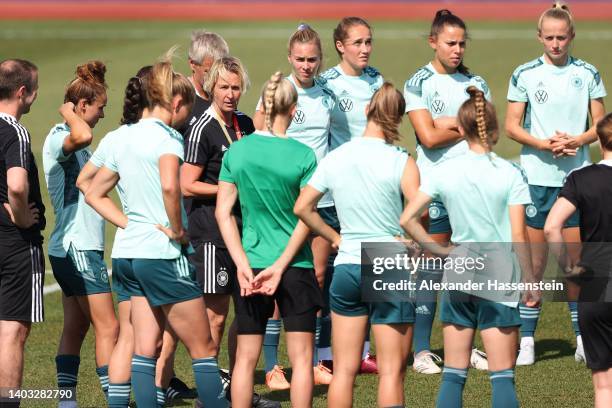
402, 87, 535, 408
85, 52, 228, 408
295, 82, 419, 407
216, 71, 323, 408
506, 0, 607, 366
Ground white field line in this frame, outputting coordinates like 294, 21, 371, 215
1, 28, 612, 41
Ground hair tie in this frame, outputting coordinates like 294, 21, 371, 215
297, 23, 310, 31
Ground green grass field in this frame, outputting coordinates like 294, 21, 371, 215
2, 19, 610, 407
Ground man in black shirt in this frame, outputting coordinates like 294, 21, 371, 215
0, 59, 45, 403
545, 113, 612, 407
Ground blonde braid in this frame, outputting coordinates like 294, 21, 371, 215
264, 71, 283, 134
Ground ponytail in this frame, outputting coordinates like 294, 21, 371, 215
366, 82, 405, 144
457, 86, 498, 151
261, 71, 297, 135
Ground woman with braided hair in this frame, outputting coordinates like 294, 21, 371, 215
216, 71, 323, 408
506, 1, 606, 366
402, 87, 535, 408
42, 61, 115, 406
295, 82, 418, 407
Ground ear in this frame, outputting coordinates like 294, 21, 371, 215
428, 36, 437, 50
14, 85, 27, 100
364, 103, 370, 116
77, 98, 88, 113
335, 40, 345, 55
458, 125, 466, 137
287, 54, 292, 65
290, 103, 297, 117
173, 95, 182, 114
188, 59, 198, 73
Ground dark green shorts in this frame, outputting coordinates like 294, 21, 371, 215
526, 185, 580, 229
330, 264, 415, 325
439, 291, 521, 330
111, 258, 136, 303
428, 200, 451, 234
50, 245, 110, 297
112, 255, 201, 307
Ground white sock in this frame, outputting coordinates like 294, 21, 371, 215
362, 341, 370, 359
577, 335, 583, 347
318, 347, 332, 361
520, 336, 534, 348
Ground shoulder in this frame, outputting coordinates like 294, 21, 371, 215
511, 58, 544, 85
406, 65, 435, 89
235, 110, 254, 130
364, 66, 381, 79
186, 111, 216, 138
0, 115, 29, 143
570, 57, 602, 83
499, 157, 528, 182
319, 67, 341, 84
470, 74, 490, 91
153, 121, 183, 144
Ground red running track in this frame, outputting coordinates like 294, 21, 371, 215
0, 2, 611, 21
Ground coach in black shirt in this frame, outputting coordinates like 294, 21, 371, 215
545, 112, 612, 407
0, 59, 45, 403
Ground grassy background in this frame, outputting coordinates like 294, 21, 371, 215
1, 19, 609, 407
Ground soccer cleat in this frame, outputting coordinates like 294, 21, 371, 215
166, 376, 198, 401
219, 368, 231, 394
313, 362, 333, 385
321, 359, 334, 373
265, 365, 290, 391
470, 348, 488, 370
516, 343, 535, 366
575, 336, 586, 363
359, 352, 378, 374
412, 351, 442, 374
252, 393, 281, 408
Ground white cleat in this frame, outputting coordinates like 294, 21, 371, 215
412, 351, 442, 374
470, 348, 489, 370
575, 336, 586, 363
516, 343, 535, 366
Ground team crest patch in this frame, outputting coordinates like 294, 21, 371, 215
429, 206, 441, 219
571, 76, 584, 89
526, 204, 537, 218
217, 267, 229, 287
100, 267, 109, 283
293, 110, 305, 124
339, 98, 353, 112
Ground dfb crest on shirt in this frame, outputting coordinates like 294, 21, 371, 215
431, 99, 446, 115
293, 109, 305, 124
534, 89, 548, 104
217, 267, 229, 287
571, 75, 584, 90
339, 98, 353, 112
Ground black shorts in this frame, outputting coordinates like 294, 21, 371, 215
233, 266, 323, 335
0, 239, 44, 322
578, 302, 612, 371
190, 242, 235, 295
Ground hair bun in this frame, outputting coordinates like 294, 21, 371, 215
297, 23, 310, 31
466, 85, 483, 99
435, 9, 453, 18
552, 1, 570, 11
76, 60, 106, 85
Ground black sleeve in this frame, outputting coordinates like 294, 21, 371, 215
3, 128, 30, 170
184, 124, 210, 166
239, 115, 255, 136
559, 171, 580, 208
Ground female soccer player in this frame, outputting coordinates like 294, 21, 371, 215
506, 1, 606, 365
42, 61, 117, 405
216, 72, 323, 408
404, 9, 490, 374
545, 112, 612, 408
85, 55, 227, 408
402, 87, 533, 408
317, 15, 384, 372
253, 23, 335, 388
295, 82, 418, 407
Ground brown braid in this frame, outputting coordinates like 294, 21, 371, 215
458, 86, 498, 153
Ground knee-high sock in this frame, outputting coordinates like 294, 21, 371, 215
131, 355, 157, 408
568, 301, 581, 337
192, 357, 227, 408
490, 369, 519, 408
519, 303, 541, 338
107, 382, 131, 408
95, 365, 109, 400
436, 366, 467, 408
413, 268, 442, 353
263, 319, 281, 373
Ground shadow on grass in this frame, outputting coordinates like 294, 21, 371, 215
534, 338, 575, 362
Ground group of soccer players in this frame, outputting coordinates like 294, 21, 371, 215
1, 1, 612, 407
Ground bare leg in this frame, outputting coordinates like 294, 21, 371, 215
327, 313, 368, 408
57, 294, 90, 356
593, 367, 612, 408
204, 294, 231, 356
75, 293, 119, 366
108, 301, 133, 383
0, 320, 31, 389
286, 332, 314, 408
372, 323, 412, 406
441, 324, 474, 370
231, 334, 263, 408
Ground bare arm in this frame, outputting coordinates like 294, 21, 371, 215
294, 186, 341, 248
544, 197, 577, 273
400, 191, 451, 257
76, 161, 99, 195
215, 181, 254, 296
5, 167, 38, 228
85, 167, 127, 228
509, 204, 539, 306
59, 102, 94, 154
551, 98, 606, 154
179, 162, 219, 198
505, 101, 551, 151
158, 154, 186, 243
408, 109, 463, 149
